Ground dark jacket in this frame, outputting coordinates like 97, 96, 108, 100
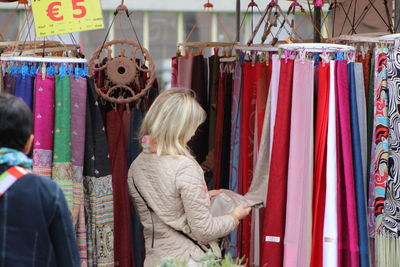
0, 165, 80, 267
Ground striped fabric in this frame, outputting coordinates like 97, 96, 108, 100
0, 166, 29, 197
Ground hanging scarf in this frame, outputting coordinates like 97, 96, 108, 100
375, 48, 400, 267
310, 61, 330, 267
240, 61, 258, 260
84, 78, 114, 266
14, 74, 34, 110
0, 148, 32, 169
261, 58, 295, 267
323, 60, 338, 267
227, 59, 243, 257
70, 76, 88, 265
349, 62, 370, 267
283, 59, 314, 267
373, 51, 389, 232
336, 60, 360, 267
32, 74, 55, 179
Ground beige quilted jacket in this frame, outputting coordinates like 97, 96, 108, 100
127, 153, 238, 266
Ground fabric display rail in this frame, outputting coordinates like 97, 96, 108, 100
0, 41, 159, 267
168, 39, 400, 267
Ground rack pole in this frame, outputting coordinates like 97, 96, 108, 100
236, 0, 240, 42
314, 5, 322, 42
396, 0, 400, 32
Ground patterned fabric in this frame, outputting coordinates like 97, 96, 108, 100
0, 148, 32, 169
382, 48, 400, 237
33, 74, 55, 179
70, 76, 88, 265
84, 78, 114, 266
373, 51, 389, 232
52, 75, 73, 211
368, 53, 378, 238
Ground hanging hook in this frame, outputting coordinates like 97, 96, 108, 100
248, 0, 258, 7
204, 0, 214, 9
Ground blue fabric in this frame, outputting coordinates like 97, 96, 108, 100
128, 106, 145, 267
0, 147, 32, 169
348, 62, 370, 267
0, 165, 80, 266
14, 74, 34, 110
227, 60, 243, 258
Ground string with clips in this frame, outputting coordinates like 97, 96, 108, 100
176, 0, 238, 59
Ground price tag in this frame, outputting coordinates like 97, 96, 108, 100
31, 0, 104, 37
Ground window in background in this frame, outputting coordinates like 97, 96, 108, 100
0, 10, 22, 41
149, 12, 177, 90
114, 11, 143, 43
79, 11, 111, 58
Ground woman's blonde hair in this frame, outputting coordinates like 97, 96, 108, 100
139, 88, 206, 158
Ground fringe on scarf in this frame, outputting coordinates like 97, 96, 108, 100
375, 233, 400, 267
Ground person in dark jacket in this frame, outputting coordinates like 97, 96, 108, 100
0, 94, 80, 267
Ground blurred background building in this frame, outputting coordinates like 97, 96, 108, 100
0, 0, 321, 89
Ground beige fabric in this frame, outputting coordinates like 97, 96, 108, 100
128, 154, 238, 266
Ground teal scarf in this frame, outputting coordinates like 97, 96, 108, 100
0, 148, 32, 169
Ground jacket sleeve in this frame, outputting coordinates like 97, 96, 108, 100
176, 158, 239, 243
48, 186, 81, 267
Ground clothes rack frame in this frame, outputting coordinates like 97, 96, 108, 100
279, 43, 355, 53
235, 44, 279, 52
0, 56, 87, 63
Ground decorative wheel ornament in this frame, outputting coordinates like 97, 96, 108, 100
88, 39, 156, 104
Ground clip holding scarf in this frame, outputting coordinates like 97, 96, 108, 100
41, 63, 46, 80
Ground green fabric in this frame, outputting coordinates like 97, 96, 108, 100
53, 76, 71, 163
52, 75, 73, 210
366, 55, 375, 188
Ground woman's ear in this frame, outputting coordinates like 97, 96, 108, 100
23, 134, 34, 155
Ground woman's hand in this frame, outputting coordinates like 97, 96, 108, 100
230, 205, 251, 222
209, 189, 223, 198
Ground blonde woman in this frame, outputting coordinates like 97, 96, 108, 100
127, 88, 251, 266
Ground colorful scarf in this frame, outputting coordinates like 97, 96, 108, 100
373, 51, 389, 232
141, 135, 157, 154
70, 76, 88, 264
32, 74, 55, 179
0, 148, 32, 169
84, 78, 114, 266
375, 48, 400, 267
52, 75, 73, 211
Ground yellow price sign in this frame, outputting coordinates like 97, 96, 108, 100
31, 0, 104, 37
